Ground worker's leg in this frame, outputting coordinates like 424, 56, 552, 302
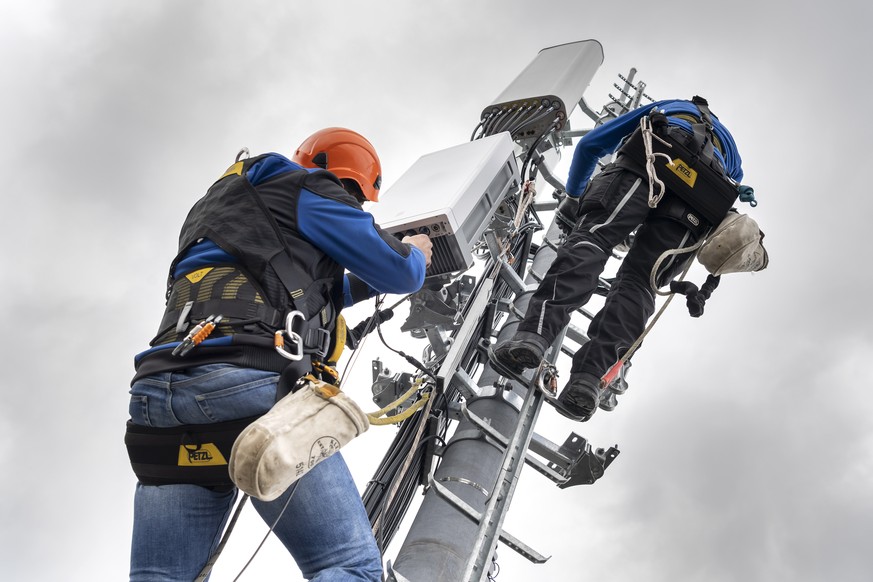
492, 168, 650, 372
128, 364, 280, 580
253, 452, 383, 582
572, 215, 698, 377
130, 483, 238, 582
560, 215, 699, 418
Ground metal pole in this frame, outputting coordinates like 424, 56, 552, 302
390, 220, 563, 581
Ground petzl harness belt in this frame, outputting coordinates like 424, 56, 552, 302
125, 416, 259, 489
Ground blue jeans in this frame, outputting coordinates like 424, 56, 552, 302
128, 364, 382, 582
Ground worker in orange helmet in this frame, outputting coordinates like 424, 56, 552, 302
126, 127, 431, 581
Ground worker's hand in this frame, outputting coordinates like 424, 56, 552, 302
555, 195, 580, 235
402, 234, 433, 266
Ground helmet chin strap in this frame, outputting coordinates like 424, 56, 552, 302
312, 151, 328, 169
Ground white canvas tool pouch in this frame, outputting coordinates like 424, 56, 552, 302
229, 377, 369, 501
698, 210, 769, 276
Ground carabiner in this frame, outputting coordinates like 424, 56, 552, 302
274, 310, 305, 361
537, 362, 559, 397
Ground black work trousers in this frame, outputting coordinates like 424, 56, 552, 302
518, 165, 701, 378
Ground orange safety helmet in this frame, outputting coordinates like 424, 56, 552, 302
292, 127, 383, 202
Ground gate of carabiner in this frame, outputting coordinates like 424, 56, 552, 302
274, 310, 305, 361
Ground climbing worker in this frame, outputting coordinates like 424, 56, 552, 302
124, 127, 432, 581
490, 96, 747, 421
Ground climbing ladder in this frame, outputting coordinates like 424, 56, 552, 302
369, 44, 655, 582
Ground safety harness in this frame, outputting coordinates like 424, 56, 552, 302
609, 97, 750, 313
614, 95, 740, 228
598, 99, 766, 389
126, 154, 359, 489
125, 416, 259, 491
158, 155, 342, 357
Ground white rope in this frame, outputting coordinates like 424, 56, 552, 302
618, 244, 700, 371
649, 239, 706, 297
640, 116, 674, 209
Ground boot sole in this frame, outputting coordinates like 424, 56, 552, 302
488, 345, 542, 376
549, 396, 593, 422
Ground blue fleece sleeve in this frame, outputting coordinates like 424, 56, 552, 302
297, 190, 426, 304
566, 99, 744, 193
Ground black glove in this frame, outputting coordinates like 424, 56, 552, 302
669, 275, 720, 318
347, 308, 394, 349
555, 195, 580, 235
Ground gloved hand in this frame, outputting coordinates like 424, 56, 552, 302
555, 194, 580, 235
347, 308, 394, 349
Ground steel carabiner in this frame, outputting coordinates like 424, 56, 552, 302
274, 310, 305, 361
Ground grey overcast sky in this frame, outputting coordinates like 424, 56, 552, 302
2, 1, 871, 581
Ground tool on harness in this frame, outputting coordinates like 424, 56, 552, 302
738, 184, 757, 207
152, 264, 285, 346
172, 315, 223, 357
229, 374, 369, 501
309, 360, 340, 386
272, 309, 333, 363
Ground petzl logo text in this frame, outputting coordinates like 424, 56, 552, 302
178, 443, 228, 466
668, 158, 698, 188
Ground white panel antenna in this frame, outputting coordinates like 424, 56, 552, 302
481, 39, 604, 140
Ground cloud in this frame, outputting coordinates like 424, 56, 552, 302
3, 1, 873, 581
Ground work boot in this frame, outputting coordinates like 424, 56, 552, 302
489, 332, 548, 375
557, 372, 602, 420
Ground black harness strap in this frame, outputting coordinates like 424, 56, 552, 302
155, 299, 282, 339
689, 96, 718, 163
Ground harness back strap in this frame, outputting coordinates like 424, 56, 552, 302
172, 159, 328, 321
151, 264, 283, 347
